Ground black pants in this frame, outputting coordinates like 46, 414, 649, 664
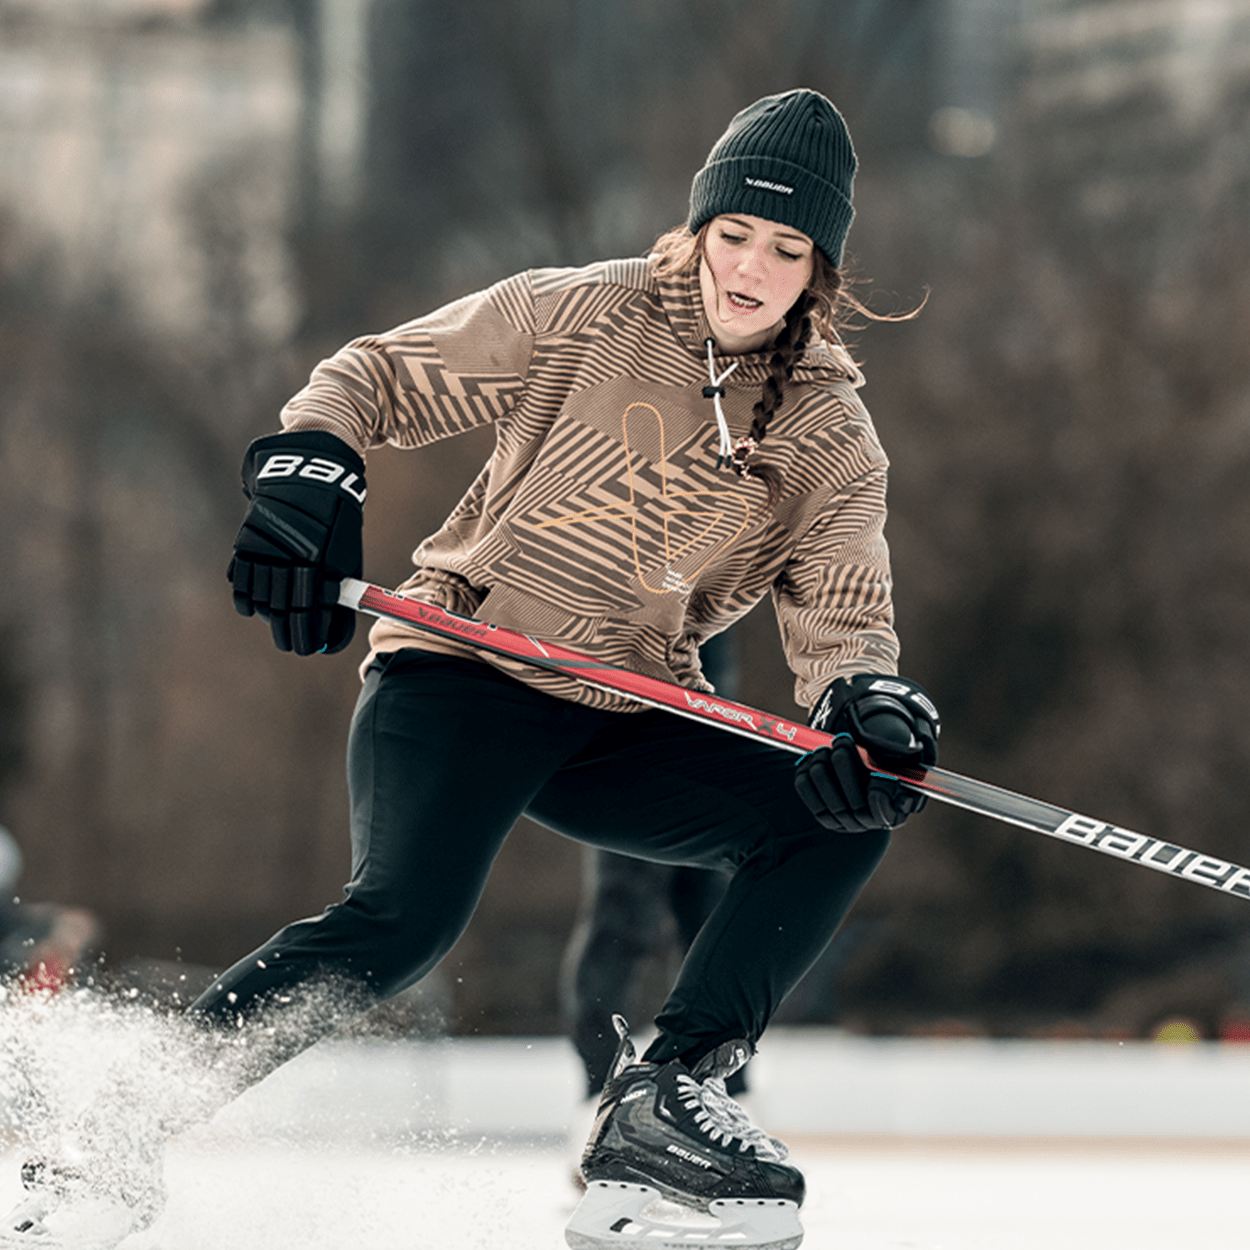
191, 650, 888, 1075
562, 853, 743, 1096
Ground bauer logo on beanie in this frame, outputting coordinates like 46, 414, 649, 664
744, 176, 794, 196
689, 89, 857, 266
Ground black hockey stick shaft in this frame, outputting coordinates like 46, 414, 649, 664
340, 579, 1250, 904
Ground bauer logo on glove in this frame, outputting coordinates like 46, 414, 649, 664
228, 430, 366, 657
255, 451, 368, 501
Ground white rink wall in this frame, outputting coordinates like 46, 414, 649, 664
748, 1030, 1250, 1140
206, 1027, 1250, 1144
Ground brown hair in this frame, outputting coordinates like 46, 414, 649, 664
651, 222, 907, 505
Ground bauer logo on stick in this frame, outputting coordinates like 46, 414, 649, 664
1053, 815, 1250, 898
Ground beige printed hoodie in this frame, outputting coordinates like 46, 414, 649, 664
279, 256, 899, 711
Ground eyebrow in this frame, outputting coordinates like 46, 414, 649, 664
722, 216, 812, 246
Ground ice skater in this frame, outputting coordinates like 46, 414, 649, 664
2, 88, 939, 1250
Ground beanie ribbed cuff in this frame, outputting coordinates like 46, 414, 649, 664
689, 156, 854, 266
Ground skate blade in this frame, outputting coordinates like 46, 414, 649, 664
565, 1181, 803, 1250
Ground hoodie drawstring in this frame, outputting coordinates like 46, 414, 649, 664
703, 338, 740, 468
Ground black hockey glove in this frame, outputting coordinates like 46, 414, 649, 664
795, 674, 940, 834
228, 430, 366, 656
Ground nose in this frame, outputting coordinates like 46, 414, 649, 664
735, 241, 767, 280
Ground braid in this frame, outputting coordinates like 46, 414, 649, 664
732, 293, 817, 506
653, 223, 897, 507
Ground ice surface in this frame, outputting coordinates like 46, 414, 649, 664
2, 986, 1247, 1248
2, 1137, 1246, 1250
0, 1138, 573, 1250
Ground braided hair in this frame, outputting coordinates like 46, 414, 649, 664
652, 223, 854, 507
735, 290, 818, 505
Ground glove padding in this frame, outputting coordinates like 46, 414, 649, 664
228, 430, 366, 655
795, 674, 940, 833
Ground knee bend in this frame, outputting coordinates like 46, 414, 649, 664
754, 825, 890, 880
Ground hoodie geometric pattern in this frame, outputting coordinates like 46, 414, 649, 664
280, 257, 899, 710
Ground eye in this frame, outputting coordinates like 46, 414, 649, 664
718, 229, 747, 245
776, 246, 804, 262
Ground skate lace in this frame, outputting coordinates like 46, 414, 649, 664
675, 1074, 789, 1161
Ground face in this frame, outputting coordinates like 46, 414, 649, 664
698, 213, 815, 355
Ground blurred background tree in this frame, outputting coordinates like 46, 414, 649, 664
0, 0, 1247, 1038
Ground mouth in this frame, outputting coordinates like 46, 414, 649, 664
726, 291, 763, 312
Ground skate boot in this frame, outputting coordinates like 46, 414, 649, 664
0, 1153, 164, 1249
566, 1017, 804, 1250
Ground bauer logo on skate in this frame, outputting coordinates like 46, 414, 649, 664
1054, 815, 1250, 897
665, 1143, 714, 1170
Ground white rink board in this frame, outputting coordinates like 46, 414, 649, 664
197, 1028, 1250, 1143
748, 1029, 1250, 1140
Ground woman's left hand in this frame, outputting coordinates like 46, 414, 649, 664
794, 674, 939, 833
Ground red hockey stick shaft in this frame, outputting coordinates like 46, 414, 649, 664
339, 578, 1250, 903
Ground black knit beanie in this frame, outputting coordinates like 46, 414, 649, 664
688, 89, 857, 266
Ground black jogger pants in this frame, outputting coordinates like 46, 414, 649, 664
191, 649, 889, 1072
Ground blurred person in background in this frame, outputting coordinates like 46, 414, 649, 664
3, 88, 939, 1250
0, 824, 100, 996
562, 856, 740, 1099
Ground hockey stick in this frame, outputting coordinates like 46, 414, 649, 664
339, 578, 1250, 904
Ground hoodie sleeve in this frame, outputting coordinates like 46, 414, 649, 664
772, 466, 900, 710
278, 272, 538, 455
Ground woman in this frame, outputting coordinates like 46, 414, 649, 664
4, 89, 938, 1250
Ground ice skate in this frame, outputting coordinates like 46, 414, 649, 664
566, 1017, 804, 1250
0, 1156, 162, 1250
0, 1189, 140, 1250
